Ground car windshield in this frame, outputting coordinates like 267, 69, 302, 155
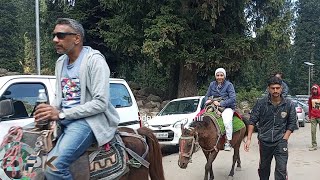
292, 99, 307, 107
159, 99, 200, 116
110, 83, 132, 108
297, 101, 308, 107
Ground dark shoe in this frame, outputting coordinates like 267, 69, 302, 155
309, 146, 317, 151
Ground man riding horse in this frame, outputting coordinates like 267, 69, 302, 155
204, 68, 236, 151
34, 18, 120, 179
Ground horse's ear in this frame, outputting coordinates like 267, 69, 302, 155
181, 124, 184, 132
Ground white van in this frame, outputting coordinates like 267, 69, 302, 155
0, 75, 141, 141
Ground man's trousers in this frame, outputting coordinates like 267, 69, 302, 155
258, 139, 288, 180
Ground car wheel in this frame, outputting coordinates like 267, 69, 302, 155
301, 121, 305, 127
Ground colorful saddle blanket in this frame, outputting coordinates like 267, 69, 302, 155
203, 112, 245, 135
89, 134, 129, 180
0, 127, 129, 180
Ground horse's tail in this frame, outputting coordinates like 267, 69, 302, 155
137, 127, 165, 180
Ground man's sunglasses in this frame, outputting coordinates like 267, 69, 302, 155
52, 32, 77, 39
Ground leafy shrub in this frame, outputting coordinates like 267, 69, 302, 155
236, 88, 263, 109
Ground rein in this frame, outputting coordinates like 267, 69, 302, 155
117, 131, 150, 168
202, 107, 223, 152
200, 135, 220, 152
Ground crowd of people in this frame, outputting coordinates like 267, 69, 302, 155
31, 17, 319, 180
203, 67, 320, 180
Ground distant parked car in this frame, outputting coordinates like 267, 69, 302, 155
146, 96, 206, 146
295, 100, 309, 115
294, 95, 309, 104
292, 99, 306, 127
295, 100, 309, 122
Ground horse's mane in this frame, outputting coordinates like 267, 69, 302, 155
190, 116, 212, 129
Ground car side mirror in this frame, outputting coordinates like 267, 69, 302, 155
0, 99, 15, 119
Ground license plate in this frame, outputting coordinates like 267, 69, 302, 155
154, 132, 168, 138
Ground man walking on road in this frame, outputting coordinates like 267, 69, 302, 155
308, 84, 320, 151
244, 76, 297, 180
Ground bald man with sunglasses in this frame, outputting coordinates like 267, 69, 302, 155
34, 18, 120, 180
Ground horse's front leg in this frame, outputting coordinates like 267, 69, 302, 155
204, 151, 218, 180
236, 152, 241, 171
203, 151, 211, 180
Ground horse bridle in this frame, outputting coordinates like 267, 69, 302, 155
178, 128, 199, 162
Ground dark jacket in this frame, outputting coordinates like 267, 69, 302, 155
308, 84, 320, 119
281, 81, 289, 97
249, 95, 297, 143
205, 80, 236, 109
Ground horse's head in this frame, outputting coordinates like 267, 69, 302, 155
178, 126, 198, 169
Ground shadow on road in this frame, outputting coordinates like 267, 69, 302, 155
161, 145, 179, 156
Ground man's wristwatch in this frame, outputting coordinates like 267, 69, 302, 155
58, 110, 66, 120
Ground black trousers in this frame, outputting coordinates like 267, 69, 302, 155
258, 139, 288, 180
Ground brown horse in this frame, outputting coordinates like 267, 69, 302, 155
0, 126, 165, 180
178, 112, 248, 180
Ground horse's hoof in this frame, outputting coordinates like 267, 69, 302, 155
236, 167, 241, 171
227, 176, 234, 180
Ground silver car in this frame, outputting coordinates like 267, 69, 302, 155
292, 100, 306, 127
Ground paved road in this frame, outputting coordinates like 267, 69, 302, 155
162, 123, 320, 180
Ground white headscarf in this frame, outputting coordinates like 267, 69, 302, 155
215, 68, 226, 77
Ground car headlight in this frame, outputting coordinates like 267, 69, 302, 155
173, 118, 188, 128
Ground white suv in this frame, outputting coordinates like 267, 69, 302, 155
146, 96, 205, 146
109, 78, 141, 128
0, 75, 140, 141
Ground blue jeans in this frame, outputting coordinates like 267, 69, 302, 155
45, 119, 95, 180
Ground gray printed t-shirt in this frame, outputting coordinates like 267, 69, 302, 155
61, 47, 88, 109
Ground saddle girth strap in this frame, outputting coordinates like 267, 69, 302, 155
205, 113, 222, 152
117, 131, 150, 168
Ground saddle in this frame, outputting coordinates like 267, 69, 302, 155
0, 124, 150, 180
195, 106, 245, 151
206, 96, 226, 113
204, 111, 245, 135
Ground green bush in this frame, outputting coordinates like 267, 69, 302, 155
236, 88, 263, 109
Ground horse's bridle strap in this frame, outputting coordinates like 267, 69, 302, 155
179, 136, 195, 158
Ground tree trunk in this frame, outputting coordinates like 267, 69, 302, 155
167, 63, 179, 100
177, 62, 198, 98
